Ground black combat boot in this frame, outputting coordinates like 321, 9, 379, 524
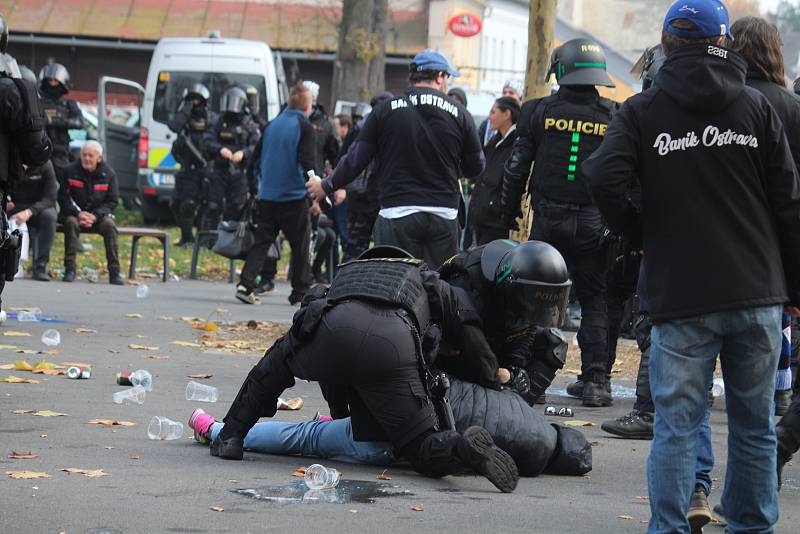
109, 270, 125, 286
32, 263, 50, 282
456, 427, 519, 493
62, 263, 76, 283
583, 379, 613, 407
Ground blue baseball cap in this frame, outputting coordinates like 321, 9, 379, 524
663, 0, 733, 40
411, 49, 461, 78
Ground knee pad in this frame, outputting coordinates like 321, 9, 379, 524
528, 327, 568, 398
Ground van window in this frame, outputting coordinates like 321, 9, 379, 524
153, 71, 267, 124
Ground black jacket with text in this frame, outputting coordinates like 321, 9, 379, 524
584, 44, 800, 321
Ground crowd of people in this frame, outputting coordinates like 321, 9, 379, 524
4, 0, 800, 531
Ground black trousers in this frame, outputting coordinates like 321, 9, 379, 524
373, 212, 459, 269
240, 199, 311, 296
63, 215, 120, 273
26, 207, 57, 270
342, 207, 377, 263
205, 167, 247, 224
531, 200, 609, 384
172, 167, 206, 240
606, 249, 641, 378
220, 300, 465, 476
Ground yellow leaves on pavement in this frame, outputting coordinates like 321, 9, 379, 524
170, 341, 202, 348
0, 376, 40, 384
0, 363, 14, 369
87, 419, 136, 427
8, 451, 39, 459
71, 327, 97, 334
563, 420, 596, 427
187, 373, 213, 379
61, 468, 108, 478
210, 506, 224, 512
14, 360, 33, 371
12, 409, 68, 417
6, 470, 50, 479
4, 331, 31, 337
128, 344, 159, 351
411, 506, 424, 512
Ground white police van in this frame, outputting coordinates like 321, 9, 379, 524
98, 34, 287, 223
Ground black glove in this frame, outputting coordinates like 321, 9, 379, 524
505, 365, 530, 395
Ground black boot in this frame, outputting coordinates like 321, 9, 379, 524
456, 427, 519, 493
210, 434, 245, 460
32, 263, 50, 282
109, 270, 125, 286
601, 410, 653, 439
566, 380, 584, 398
583, 380, 613, 407
62, 264, 76, 282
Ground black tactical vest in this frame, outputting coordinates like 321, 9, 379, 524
326, 258, 432, 333
217, 117, 251, 151
531, 94, 615, 205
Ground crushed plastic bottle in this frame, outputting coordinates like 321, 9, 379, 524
130, 369, 153, 392
185, 381, 218, 402
112, 385, 146, 405
17, 308, 43, 322
304, 464, 341, 490
147, 416, 184, 440
712, 378, 725, 397
136, 284, 149, 298
40, 329, 61, 347
82, 267, 99, 283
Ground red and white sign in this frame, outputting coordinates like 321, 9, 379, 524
448, 13, 482, 38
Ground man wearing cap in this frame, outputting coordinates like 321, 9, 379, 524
501, 38, 617, 409
306, 50, 484, 269
584, 1, 800, 532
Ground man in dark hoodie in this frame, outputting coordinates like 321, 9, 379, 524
584, 1, 800, 532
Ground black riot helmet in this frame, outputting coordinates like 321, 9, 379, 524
220, 86, 248, 114
631, 44, 666, 91
39, 62, 70, 93
242, 83, 260, 115
481, 239, 572, 328
19, 64, 37, 84
183, 83, 210, 104
0, 14, 8, 54
546, 38, 615, 88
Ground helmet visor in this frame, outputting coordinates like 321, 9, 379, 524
514, 283, 571, 328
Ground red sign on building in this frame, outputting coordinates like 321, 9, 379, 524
448, 13, 482, 38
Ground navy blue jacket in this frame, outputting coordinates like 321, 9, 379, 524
257, 108, 316, 203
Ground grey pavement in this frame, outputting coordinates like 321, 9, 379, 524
0, 278, 798, 533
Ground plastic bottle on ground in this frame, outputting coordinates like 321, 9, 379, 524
41, 329, 61, 347
147, 416, 184, 440
304, 464, 341, 490
136, 284, 149, 298
112, 385, 146, 405
17, 308, 42, 322
82, 267, 99, 283
130, 369, 153, 392
185, 381, 219, 402
712, 378, 725, 397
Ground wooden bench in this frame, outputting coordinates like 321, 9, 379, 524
54, 224, 170, 282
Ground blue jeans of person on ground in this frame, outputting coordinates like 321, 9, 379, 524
209, 417, 395, 466
647, 305, 782, 534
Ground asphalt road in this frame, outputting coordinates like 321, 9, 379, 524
0, 278, 798, 533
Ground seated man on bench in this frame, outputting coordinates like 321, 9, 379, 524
57, 141, 123, 285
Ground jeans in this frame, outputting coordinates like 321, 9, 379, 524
209, 418, 395, 466
648, 305, 782, 534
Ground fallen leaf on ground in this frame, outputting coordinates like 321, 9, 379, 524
0, 376, 40, 384
134, 335, 149, 339
129, 453, 140, 460
158, 315, 175, 321
71, 327, 97, 334
411, 506, 424, 512
180, 316, 202, 323
210, 506, 224, 512
61, 468, 108, 478
4, 331, 31, 337
87, 419, 136, 427
634, 496, 649, 500
33, 362, 58, 371
0, 363, 13, 369
171, 341, 202, 348
14, 360, 33, 371
124, 313, 143, 319
128, 344, 159, 351
12, 409, 67, 417
277, 397, 303, 411
41, 350, 59, 356
8, 451, 39, 459
203, 322, 219, 332
0, 344, 19, 350
6, 470, 50, 479
143, 355, 169, 360
563, 419, 595, 427
15, 349, 37, 355
126, 280, 142, 286
187, 373, 213, 379
292, 467, 307, 477
618, 515, 634, 520
61, 361, 91, 367
32, 369, 64, 376
377, 470, 392, 481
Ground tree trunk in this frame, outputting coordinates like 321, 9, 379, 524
331, 0, 388, 109
512, 0, 556, 242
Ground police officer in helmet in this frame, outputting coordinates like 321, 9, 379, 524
438, 239, 571, 404
168, 83, 215, 246
203, 86, 260, 226
0, 13, 53, 317
242, 83, 267, 131
213, 249, 520, 493
38, 61, 83, 173
501, 37, 617, 407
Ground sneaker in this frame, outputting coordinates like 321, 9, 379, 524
32, 268, 50, 282
253, 279, 275, 295
236, 285, 258, 305
582, 380, 613, 407
687, 484, 712, 534
775, 389, 792, 416
210, 435, 244, 460
601, 410, 654, 440
566, 380, 584, 398
457, 426, 519, 493
188, 408, 216, 444
62, 268, 76, 282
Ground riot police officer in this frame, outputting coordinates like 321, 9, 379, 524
501, 38, 617, 407
168, 83, 215, 246
213, 249, 520, 493
242, 83, 267, 131
438, 239, 571, 404
38, 62, 83, 173
0, 14, 53, 313
203, 86, 260, 225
